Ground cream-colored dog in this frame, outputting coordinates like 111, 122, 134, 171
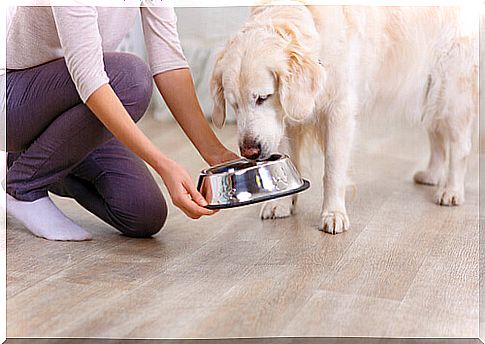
210, 4, 478, 234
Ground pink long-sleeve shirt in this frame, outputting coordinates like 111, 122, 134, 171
7, 5, 189, 102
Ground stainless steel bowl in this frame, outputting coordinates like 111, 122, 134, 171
197, 154, 310, 209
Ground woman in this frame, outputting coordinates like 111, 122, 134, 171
5, 4, 238, 241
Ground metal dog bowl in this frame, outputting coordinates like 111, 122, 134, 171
197, 154, 310, 209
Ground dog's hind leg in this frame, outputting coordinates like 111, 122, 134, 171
414, 129, 447, 186
434, 121, 473, 206
431, 37, 477, 206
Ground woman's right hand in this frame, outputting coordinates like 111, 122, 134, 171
157, 159, 217, 219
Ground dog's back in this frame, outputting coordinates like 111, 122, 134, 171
307, 6, 478, 125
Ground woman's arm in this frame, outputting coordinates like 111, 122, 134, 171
53, 6, 215, 219
140, 6, 237, 165
86, 83, 216, 219
154, 68, 239, 166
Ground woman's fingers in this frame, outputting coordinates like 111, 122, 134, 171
172, 198, 200, 219
171, 181, 216, 218
175, 193, 215, 218
158, 158, 218, 219
184, 180, 221, 215
184, 179, 210, 207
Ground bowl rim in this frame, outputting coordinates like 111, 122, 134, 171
200, 153, 292, 177
204, 179, 310, 209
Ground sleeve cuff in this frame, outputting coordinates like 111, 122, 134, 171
151, 61, 190, 77
78, 73, 110, 103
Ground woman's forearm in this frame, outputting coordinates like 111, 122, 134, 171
154, 68, 235, 165
85, 83, 169, 174
85, 83, 216, 218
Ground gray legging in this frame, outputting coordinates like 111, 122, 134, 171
6, 52, 168, 237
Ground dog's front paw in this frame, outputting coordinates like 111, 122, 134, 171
319, 210, 350, 234
434, 188, 464, 206
260, 198, 294, 220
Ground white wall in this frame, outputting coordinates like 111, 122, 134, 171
119, 7, 250, 121
177, 7, 250, 42
175, 7, 250, 121
480, 14, 484, 152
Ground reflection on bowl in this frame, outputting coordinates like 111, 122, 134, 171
197, 154, 310, 209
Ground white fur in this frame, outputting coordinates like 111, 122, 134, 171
210, 4, 478, 234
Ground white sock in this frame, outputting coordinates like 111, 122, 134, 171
6, 194, 92, 241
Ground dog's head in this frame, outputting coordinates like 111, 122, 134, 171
210, 6, 325, 160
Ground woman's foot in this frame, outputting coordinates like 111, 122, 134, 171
6, 194, 92, 241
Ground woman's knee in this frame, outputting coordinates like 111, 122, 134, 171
112, 191, 168, 238
103, 52, 153, 123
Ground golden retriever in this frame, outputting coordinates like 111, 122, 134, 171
210, 3, 478, 234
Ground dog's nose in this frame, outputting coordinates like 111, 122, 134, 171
240, 142, 262, 160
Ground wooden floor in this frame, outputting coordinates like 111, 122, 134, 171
6, 117, 479, 338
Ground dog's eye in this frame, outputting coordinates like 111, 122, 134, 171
256, 94, 271, 106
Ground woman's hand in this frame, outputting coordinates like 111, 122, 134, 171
157, 159, 217, 219
207, 148, 240, 166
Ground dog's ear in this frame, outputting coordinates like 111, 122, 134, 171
210, 53, 227, 129
272, 14, 325, 123
277, 44, 325, 123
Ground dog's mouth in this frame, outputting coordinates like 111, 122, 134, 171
255, 152, 275, 161
257, 142, 280, 161
256, 153, 284, 162
239, 137, 279, 161
239, 148, 275, 161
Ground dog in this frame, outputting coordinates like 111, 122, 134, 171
210, 3, 478, 234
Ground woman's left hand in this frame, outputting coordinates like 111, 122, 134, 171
207, 148, 240, 166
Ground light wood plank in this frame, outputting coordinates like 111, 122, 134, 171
6, 117, 479, 338
386, 216, 479, 337
184, 264, 328, 338
317, 182, 476, 301
282, 289, 401, 337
